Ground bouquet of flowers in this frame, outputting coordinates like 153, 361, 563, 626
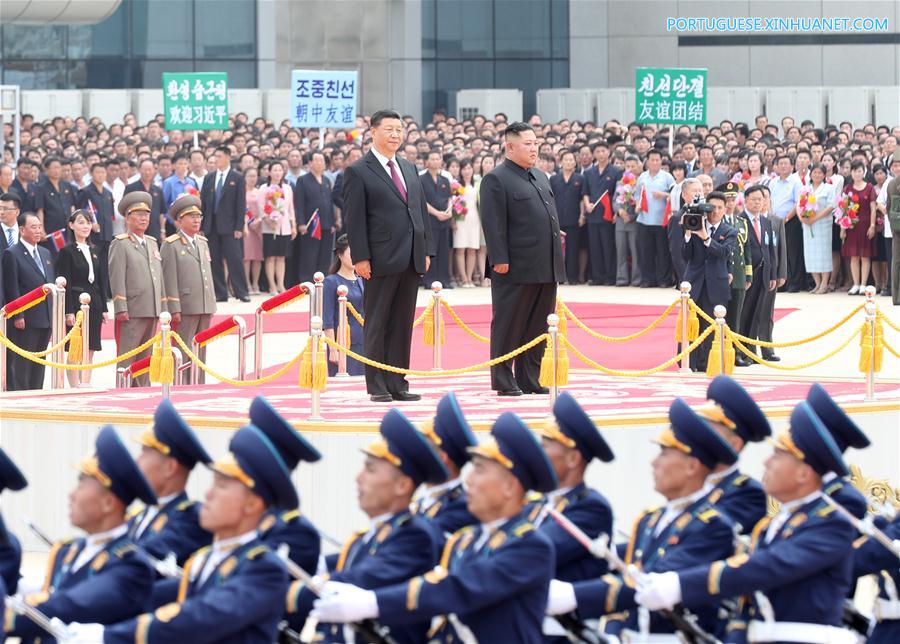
263, 185, 285, 224
179, 186, 200, 198
797, 185, 818, 235
834, 192, 860, 230
614, 171, 637, 207
450, 181, 467, 221
730, 172, 748, 212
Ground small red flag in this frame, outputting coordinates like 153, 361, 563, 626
662, 198, 673, 226
49, 229, 67, 251
600, 191, 613, 222
640, 186, 649, 213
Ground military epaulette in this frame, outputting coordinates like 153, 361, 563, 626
525, 491, 544, 503
175, 499, 195, 512
815, 504, 836, 518
824, 480, 843, 495
281, 509, 301, 522
113, 543, 137, 558
197, 233, 207, 241
126, 505, 145, 520
395, 513, 412, 527
733, 475, 748, 487
114, 233, 130, 240
697, 508, 719, 523
246, 545, 269, 560
145, 235, 156, 242
165, 234, 181, 244
512, 521, 535, 538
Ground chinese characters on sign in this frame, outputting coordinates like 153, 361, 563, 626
163, 72, 229, 130
634, 67, 707, 125
291, 69, 358, 128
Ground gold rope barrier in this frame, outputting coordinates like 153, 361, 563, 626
171, 332, 304, 386
441, 300, 490, 343
880, 310, 900, 333
883, 337, 900, 359
0, 330, 159, 370
728, 326, 862, 371
412, 300, 433, 328
559, 299, 680, 343
345, 302, 365, 327
30, 311, 83, 358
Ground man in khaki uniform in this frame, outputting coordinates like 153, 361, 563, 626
109, 191, 166, 386
161, 194, 216, 383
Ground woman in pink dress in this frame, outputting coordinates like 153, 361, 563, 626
258, 160, 297, 294
840, 160, 878, 294
242, 166, 264, 294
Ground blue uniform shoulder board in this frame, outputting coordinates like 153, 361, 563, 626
733, 475, 748, 486
113, 543, 137, 558
525, 491, 544, 504
246, 545, 269, 560
175, 499, 195, 512
281, 509, 301, 522
126, 505, 145, 520
825, 480, 843, 495
513, 521, 535, 538
259, 514, 277, 533
815, 504, 836, 518
697, 508, 718, 523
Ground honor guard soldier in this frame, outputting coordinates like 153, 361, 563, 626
249, 396, 323, 577
807, 383, 870, 519
109, 191, 166, 387
700, 375, 771, 534
284, 408, 448, 643
853, 512, 900, 642
413, 392, 479, 545
6, 426, 157, 642
130, 400, 213, 572
0, 448, 27, 594
637, 402, 858, 644
548, 398, 737, 640
161, 194, 216, 382
312, 411, 559, 644
71, 424, 295, 643
718, 182, 753, 349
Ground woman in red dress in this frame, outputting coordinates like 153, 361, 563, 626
840, 160, 878, 294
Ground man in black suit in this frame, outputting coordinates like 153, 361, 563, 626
0, 192, 23, 309
344, 109, 433, 402
2, 212, 55, 390
681, 191, 736, 371
201, 145, 249, 302
737, 185, 778, 366
9, 159, 37, 214
124, 158, 166, 241
480, 122, 565, 396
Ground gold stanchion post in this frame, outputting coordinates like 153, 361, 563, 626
78, 293, 91, 387
679, 281, 691, 373
309, 315, 324, 421
431, 281, 443, 371
864, 299, 877, 402
335, 284, 349, 378
547, 313, 559, 407
714, 304, 727, 376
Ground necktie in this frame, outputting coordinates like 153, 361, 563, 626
386, 159, 407, 202
215, 172, 225, 207
32, 248, 45, 277
709, 226, 716, 238
752, 215, 761, 243
5, 228, 12, 247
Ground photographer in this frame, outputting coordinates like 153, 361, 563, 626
668, 177, 702, 286
681, 190, 737, 371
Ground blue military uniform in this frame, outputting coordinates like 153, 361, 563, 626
700, 376, 771, 534
413, 393, 479, 545
372, 412, 559, 644
0, 448, 27, 595
674, 402, 856, 643
103, 424, 294, 643
285, 408, 448, 643
808, 383, 870, 519
129, 400, 212, 567
569, 398, 737, 638
6, 426, 157, 643
249, 396, 323, 576
853, 513, 900, 642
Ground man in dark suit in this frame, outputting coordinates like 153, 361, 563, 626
34, 156, 76, 256
124, 158, 166, 241
738, 185, 777, 366
9, 158, 37, 214
681, 191, 737, 371
2, 212, 55, 390
580, 140, 621, 285
293, 150, 335, 284
669, 177, 702, 287
758, 185, 787, 362
344, 109, 433, 402
0, 192, 22, 309
481, 121, 564, 396
201, 145, 249, 302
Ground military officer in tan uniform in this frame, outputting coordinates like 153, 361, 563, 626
109, 191, 166, 386
161, 194, 216, 382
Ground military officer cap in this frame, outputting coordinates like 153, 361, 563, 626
701, 375, 771, 444
468, 412, 558, 493
806, 383, 870, 454
117, 191, 153, 217
211, 425, 298, 509
363, 409, 449, 486
715, 181, 740, 196
169, 194, 203, 221
137, 399, 212, 470
0, 447, 27, 493
538, 391, 614, 463
420, 393, 478, 470
80, 426, 158, 507
772, 401, 849, 477
249, 396, 321, 471
655, 398, 738, 469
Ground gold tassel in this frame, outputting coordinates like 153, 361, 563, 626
687, 306, 700, 342
298, 337, 313, 388
538, 338, 555, 388
149, 338, 162, 382
675, 307, 684, 343
556, 344, 570, 386
67, 315, 83, 365
312, 341, 328, 390
157, 339, 174, 384
706, 326, 722, 377
724, 334, 735, 375
859, 322, 873, 373
423, 304, 434, 346
344, 323, 351, 348
555, 300, 568, 337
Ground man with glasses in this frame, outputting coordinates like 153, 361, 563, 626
109, 191, 166, 387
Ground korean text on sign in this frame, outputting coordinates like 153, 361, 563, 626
291, 69, 358, 128
634, 67, 707, 125
163, 72, 229, 131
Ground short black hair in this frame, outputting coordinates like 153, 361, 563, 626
90, 162, 106, 173
504, 122, 534, 138
744, 184, 766, 199
850, 159, 866, 172
43, 156, 61, 169
215, 145, 231, 156
706, 191, 726, 205
18, 211, 40, 227
172, 151, 189, 163
646, 149, 662, 159
0, 192, 21, 206
370, 109, 402, 127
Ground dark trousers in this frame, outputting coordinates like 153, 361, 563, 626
689, 288, 718, 372
95, 240, 111, 299
363, 263, 419, 395
784, 217, 806, 290
741, 269, 767, 346
560, 225, 584, 284
758, 284, 777, 357
296, 229, 335, 285
726, 288, 745, 335
7, 325, 51, 390
424, 226, 451, 287
637, 223, 671, 287
489, 280, 557, 392
586, 221, 616, 284
208, 232, 248, 300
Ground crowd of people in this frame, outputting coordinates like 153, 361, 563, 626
1, 110, 899, 389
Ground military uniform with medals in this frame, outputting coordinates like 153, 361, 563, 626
718, 182, 753, 335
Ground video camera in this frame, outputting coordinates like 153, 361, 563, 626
680, 195, 715, 232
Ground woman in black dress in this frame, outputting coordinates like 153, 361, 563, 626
54, 209, 108, 386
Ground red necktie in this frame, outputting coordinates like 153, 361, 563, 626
387, 159, 407, 202
752, 215, 761, 242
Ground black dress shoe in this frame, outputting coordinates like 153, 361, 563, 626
391, 391, 421, 402
238, 295, 251, 302
527, 387, 550, 395
370, 394, 392, 403
216, 297, 228, 303
497, 389, 523, 397
761, 353, 780, 362
734, 356, 751, 367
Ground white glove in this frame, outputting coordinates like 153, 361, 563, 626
546, 579, 577, 615
276, 542, 291, 562
64, 622, 105, 643
154, 552, 181, 579
635, 571, 682, 611
310, 581, 379, 623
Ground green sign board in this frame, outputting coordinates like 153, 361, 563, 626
635, 67, 707, 125
163, 72, 229, 130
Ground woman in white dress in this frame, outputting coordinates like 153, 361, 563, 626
452, 160, 481, 287
801, 163, 835, 293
